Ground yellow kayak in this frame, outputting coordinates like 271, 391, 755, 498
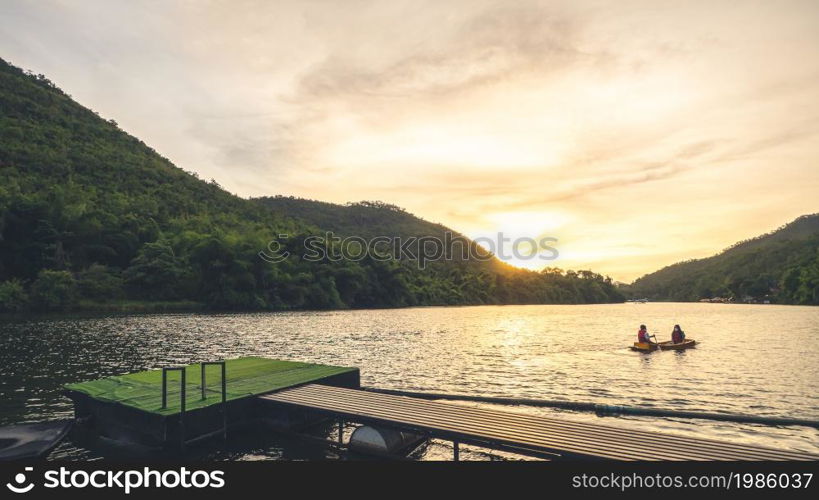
630, 342, 659, 352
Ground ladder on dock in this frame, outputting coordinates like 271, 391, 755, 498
258, 384, 819, 461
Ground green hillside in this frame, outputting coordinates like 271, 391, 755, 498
255, 196, 504, 270
255, 197, 453, 240
627, 214, 819, 304
0, 57, 622, 312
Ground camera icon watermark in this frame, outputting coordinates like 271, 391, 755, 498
6, 467, 34, 494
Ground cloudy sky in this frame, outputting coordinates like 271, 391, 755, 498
2, 0, 818, 280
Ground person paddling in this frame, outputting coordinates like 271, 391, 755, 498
637, 324, 654, 344
671, 324, 686, 344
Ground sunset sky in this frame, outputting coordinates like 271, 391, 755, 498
2, 0, 818, 281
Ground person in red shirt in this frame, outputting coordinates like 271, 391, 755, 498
637, 324, 653, 344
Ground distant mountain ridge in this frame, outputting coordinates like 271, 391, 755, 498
255, 197, 453, 239
627, 214, 819, 304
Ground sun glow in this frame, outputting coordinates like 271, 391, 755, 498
321, 118, 568, 172
467, 211, 571, 270
483, 211, 572, 238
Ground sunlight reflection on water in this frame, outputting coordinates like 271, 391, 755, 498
1, 302, 817, 460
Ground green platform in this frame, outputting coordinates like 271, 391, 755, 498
65, 357, 357, 416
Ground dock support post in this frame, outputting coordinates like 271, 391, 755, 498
338, 419, 344, 444
453, 441, 460, 461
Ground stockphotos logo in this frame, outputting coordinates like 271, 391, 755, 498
6, 467, 34, 494
6, 466, 225, 494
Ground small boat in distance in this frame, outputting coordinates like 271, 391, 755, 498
626, 298, 648, 303
630, 339, 697, 352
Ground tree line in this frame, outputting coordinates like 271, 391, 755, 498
626, 215, 819, 305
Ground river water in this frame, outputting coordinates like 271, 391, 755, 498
1, 303, 817, 460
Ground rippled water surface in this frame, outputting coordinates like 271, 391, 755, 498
1, 303, 818, 460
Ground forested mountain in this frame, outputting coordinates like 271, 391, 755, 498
627, 214, 819, 304
0, 57, 622, 312
255, 197, 453, 240
256, 196, 502, 270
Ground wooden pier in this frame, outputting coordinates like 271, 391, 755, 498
259, 384, 819, 461
64, 358, 819, 460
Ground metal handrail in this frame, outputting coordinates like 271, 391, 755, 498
200, 361, 227, 440
161, 366, 186, 449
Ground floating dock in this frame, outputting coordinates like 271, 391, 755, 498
64, 358, 819, 460
64, 357, 359, 448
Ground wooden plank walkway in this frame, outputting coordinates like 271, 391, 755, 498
259, 384, 819, 461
